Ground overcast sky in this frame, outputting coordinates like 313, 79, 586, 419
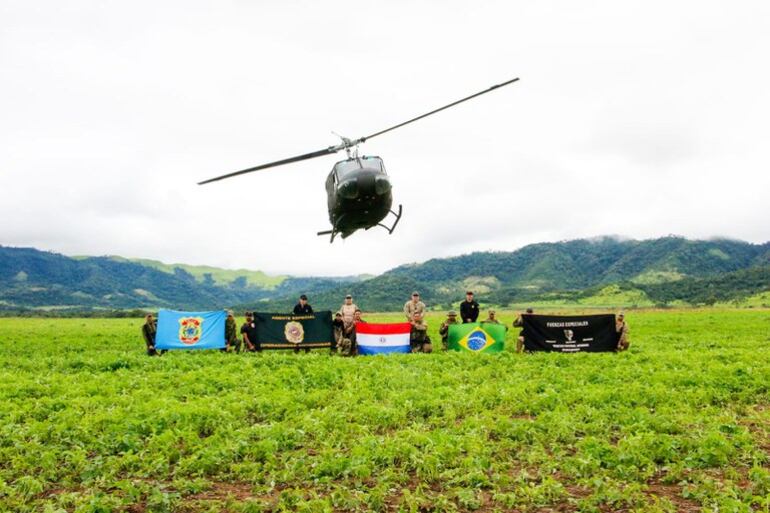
2, 1, 769, 276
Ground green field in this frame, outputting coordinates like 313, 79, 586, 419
1, 310, 770, 512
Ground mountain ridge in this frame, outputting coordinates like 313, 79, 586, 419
2, 235, 769, 313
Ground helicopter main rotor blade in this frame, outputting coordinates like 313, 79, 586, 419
359, 77, 520, 143
197, 146, 339, 185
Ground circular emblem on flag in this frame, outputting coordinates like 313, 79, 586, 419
178, 317, 203, 345
467, 330, 487, 351
378, 336, 387, 343
284, 321, 305, 344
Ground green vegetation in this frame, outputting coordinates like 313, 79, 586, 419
0, 247, 357, 312
1, 310, 770, 512
4, 237, 770, 313
121, 258, 286, 289
261, 237, 770, 312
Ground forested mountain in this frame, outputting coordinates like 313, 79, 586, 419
0, 246, 356, 311
385, 237, 769, 289
2, 236, 770, 314
253, 236, 770, 312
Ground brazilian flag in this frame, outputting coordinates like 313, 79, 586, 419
448, 323, 506, 353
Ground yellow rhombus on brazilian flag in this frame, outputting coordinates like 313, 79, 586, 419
448, 322, 506, 353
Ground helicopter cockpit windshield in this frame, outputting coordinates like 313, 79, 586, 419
333, 156, 386, 180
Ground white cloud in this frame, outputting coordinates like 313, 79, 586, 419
1, 0, 769, 276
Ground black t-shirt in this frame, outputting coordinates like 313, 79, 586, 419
293, 303, 314, 314
460, 300, 480, 323
240, 321, 258, 346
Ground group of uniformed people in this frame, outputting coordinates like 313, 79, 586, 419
141, 290, 630, 355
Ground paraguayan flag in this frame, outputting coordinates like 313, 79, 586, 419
356, 322, 412, 355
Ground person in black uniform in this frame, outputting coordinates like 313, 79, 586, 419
460, 291, 480, 324
292, 295, 313, 353
293, 294, 313, 314
240, 312, 258, 352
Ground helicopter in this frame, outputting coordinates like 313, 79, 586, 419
198, 77, 519, 242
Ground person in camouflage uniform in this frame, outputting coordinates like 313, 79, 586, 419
224, 310, 241, 352
403, 291, 426, 321
513, 308, 533, 353
616, 312, 630, 351
438, 310, 460, 351
482, 309, 507, 328
340, 309, 365, 356
340, 295, 358, 326
141, 313, 158, 356
336, 309, 363, 357
332, 312, 353, 355
410, 311, 432, 353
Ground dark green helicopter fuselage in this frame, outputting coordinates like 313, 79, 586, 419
323, 156, 399, 240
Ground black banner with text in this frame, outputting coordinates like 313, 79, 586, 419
253, 311, 335, 350
521, 314, 619, 353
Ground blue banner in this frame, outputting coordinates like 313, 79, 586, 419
156, 309, 226, 350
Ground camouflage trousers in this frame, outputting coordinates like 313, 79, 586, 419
338, 337, 355, 356
410, 336, 433, 353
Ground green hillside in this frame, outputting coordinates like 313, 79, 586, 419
74, 256, 287, 289
124, 257, 286, 289
0, 247, 356, 312
4, 236, 770, 314
253, 237, 770, 312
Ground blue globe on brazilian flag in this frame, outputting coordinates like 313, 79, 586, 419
448, 323, 506, 353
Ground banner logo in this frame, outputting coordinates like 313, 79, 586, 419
564, 329, 574, 342
284, 321, 305, 344
178, 317, 204, 345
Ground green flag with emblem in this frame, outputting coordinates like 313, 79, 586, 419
448, 322, 506, 353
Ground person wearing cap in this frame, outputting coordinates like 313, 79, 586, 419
332, 311, 346, 348
438, 310, 461, 351
141, 313, 158, 356
482, 309, 507, 329
342, 308, 366, 355
289, 295, 314, 354
409, 310, 432, 353
403, 291, 426, 321
616, 312, 630, 351
240, 312, 258, 352
460, 291, 480, 324
340, 294, 358, 326
293, 294, 314, 315
513, 308, 534, 353
225, 310, 240, 352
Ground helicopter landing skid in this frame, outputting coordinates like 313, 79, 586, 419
316, 228, 338, 243
377, 204, 403, 235
316, 205, 403, 243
